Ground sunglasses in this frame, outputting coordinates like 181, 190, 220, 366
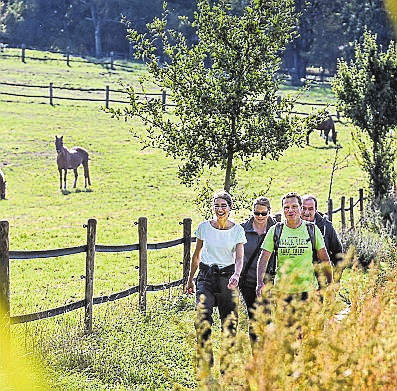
254, 211, 268, 216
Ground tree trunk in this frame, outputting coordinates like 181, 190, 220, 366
224, 149, 233, 193
224, 116, 236, 192
90, 3, 103, 58
94, 24, 102, 58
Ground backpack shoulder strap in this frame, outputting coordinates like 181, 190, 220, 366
264, 222, 284, 278
273, 222, 284, 255
305, 222, 316, 262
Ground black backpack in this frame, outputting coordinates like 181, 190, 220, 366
266, 221, 316, 276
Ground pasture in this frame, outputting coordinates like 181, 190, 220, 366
0, 49, 371, 390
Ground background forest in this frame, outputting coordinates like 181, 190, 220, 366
0, 0, 396, 80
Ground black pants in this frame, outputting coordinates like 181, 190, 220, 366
195, 263, 237, 361
239, 284, 258, 343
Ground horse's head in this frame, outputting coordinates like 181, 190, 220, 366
55, 135, 64, 153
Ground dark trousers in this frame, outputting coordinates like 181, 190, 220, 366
239, 284, 258, 343
195, 264, 237, 365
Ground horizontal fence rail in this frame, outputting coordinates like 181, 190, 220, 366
0, 217, 194, 335
0, 81, 166, 109
0, 189, 364, 336
0, 80, 339, 118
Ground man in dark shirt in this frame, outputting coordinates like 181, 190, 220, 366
301, 194, 343, 266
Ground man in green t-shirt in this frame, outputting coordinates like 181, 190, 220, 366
256, 192, 333, 297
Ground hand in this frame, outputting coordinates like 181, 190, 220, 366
256, 283, 265, 297
227, 273, 240, 289
184, 281, 195, 295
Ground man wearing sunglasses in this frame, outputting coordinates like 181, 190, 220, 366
240, 197, 276, 344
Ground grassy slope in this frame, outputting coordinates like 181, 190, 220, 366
0, 49, 369, 390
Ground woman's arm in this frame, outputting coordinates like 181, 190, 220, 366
185, 239, 203, 294
228, 242, 244, 289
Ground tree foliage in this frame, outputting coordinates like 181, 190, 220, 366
109, 0, 307, 191
333, 31, 397, 201
1, 0, 396, 70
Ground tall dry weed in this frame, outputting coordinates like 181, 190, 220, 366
196, 245, 397, 390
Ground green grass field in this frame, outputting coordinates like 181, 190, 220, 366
0, 49, 368, 311
0, 49, 373, 390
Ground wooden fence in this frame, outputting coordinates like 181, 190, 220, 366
1, 46, 335, 82
0, 189, 365, 335
0, 80, 342, 119
0, 47, 340, 116
1, 45, 133, 71
0, 217, 193, 335
0, 81, 169, 109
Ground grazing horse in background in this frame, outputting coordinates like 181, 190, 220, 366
306, 114, 337, 146
0, 170, 6, 199
55, 135, 91, 190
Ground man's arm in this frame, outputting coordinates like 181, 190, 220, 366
317, 247, 333, 286
327, 223, 344, 264
256, 249, 272, 297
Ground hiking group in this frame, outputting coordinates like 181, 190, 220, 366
185, 190, 343, 370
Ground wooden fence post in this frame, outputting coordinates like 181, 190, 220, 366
21, 44, 26, 63
84, 219, 97, 335
105, 85, 110, 109
359, 188, 364, 220
162, 90, 166, 111
327, 199, 333, 222
138, 217, 148, 312
349, 197, 354, 229
0, 221, 10, 348
341, 196, 346, 230
49, 82, 54, 106
66, 49, 70, 67
182, 218, 192, 285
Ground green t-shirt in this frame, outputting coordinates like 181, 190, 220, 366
262, 222, 326, 293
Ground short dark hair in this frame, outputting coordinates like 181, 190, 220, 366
281, 192, 302, 206
212, 189, 233, 208
302, 194, 318, 208
253, 196, 271, 210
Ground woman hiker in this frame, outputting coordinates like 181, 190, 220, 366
185, 189, 246, 371
240, 197, 276, 345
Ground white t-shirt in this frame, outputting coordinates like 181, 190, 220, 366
194, 220, 247, 267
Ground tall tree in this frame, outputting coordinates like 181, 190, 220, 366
108, 0, 307, 192
76, 0, 116, 57
339, 0, 395, 61
333, 31, 397, 201
283, 0, 395, 79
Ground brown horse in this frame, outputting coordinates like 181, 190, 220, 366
0, 170, 6, 199
55, 135, 91, 190
307, 114, 337, 145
